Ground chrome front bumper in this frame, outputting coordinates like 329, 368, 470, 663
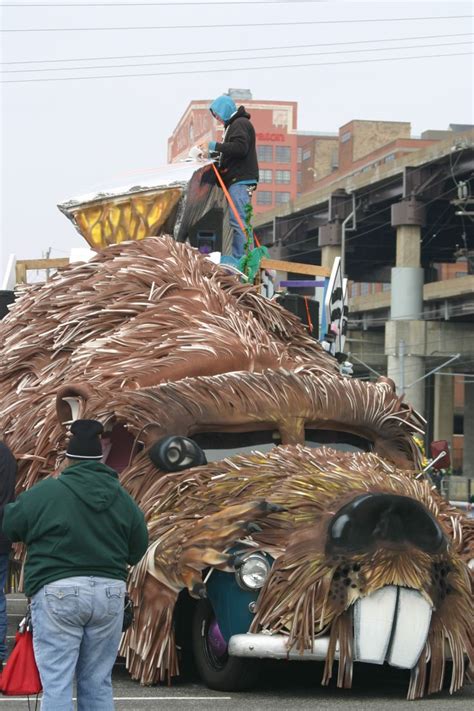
228, 633, 334, 661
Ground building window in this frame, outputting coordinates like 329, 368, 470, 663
275, 146, 291, 163
297, 147, 303, 163
382, 282, 391, 292
256, 191, 272, 205
259, 169, 273, 184
384, 153, 395, 162
275, 192, 290, 204
341, 131, 352, 143
275, 170, 291, 184
302, 149, 311, 161
360, 282, 369, 296
257, 145, 273, 162
297, 171, 302, 185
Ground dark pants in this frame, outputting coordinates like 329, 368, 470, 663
0, 553, 9, 661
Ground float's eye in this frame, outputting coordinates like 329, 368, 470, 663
148, 436, 207, 472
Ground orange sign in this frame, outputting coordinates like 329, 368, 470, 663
256, 132, 285, 142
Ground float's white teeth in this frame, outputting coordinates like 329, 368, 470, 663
354, 585, 398, 664
354, 586, 432, 669
388, 587, 432, 669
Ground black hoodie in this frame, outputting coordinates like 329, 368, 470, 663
213, 106, 259, 188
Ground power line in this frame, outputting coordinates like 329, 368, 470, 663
3, 0, 326, 5
337, 158, 466, 246
4, 31, 469, 65
263, 147, 468, 241
2, 51, 471, 84
3, 40, 470, 74
2, 14, 471, 32
421, 205, 454, 248
286, 182, 467, 261
277, 153, 466, 253
267, 168, 433, 231
344, 179, 463, 245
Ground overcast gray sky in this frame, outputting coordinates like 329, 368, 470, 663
1, 0, 473, 276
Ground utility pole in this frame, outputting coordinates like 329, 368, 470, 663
399, 339, 406, 396
44, 247, 52, 281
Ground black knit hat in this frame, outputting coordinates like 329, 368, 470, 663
66, 419, 104, 460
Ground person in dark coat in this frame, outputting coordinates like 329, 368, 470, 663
3, 420, 148, 711
0, 442, 17, 667
200, 94, 259, 259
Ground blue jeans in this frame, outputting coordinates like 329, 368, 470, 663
228, 183, 254, 259
0, 553, 9, 661
31, 576, 126, 711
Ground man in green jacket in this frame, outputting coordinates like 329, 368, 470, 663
3, 419, 148, 711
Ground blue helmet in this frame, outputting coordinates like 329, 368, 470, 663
209, 95, 237, 123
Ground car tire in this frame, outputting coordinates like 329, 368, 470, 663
192, 598, 261, 691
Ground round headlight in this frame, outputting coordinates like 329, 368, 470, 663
236, 554, 271, 590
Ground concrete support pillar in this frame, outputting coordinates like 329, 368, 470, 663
391, 225, 424, 320
319, 219, 342, 271
321, 245, 341, 270
387, 346, 425, 415
386, 199, 426, 415
433, 370, 454, 455
463, 380, 474, 477
396, 225, 421, 267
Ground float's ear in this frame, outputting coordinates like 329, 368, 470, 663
148, 436, 207, 472
56, 383, 94, 425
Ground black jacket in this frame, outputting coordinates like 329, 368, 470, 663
0, 442, 17, 555
213, 106, 259, 188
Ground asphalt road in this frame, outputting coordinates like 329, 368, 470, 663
0, 659, 472, 711
2, 596, 472, 710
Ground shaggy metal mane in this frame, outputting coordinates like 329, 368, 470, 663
0, 236, 334, 487
0, 235, 472, 700
76, 367, 425, 472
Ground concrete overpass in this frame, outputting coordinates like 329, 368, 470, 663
254, 130, 474, 475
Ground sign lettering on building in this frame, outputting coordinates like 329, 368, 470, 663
256, 132, 285, 142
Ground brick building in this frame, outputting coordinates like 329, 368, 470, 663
301, 119, 442, 194
168, 93, 451, 216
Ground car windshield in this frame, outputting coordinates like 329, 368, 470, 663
192, 428, 370, 462
304, 429, 370, 453
193, 431, 280, 462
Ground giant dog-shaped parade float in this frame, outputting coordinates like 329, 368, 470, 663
0, 162, 472, 699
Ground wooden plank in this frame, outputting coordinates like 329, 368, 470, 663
16, 258, 69, 271
260, 258, 330, 277
15, 263, 27, 284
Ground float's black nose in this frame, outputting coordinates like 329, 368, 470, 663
326, 493, 445, 555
